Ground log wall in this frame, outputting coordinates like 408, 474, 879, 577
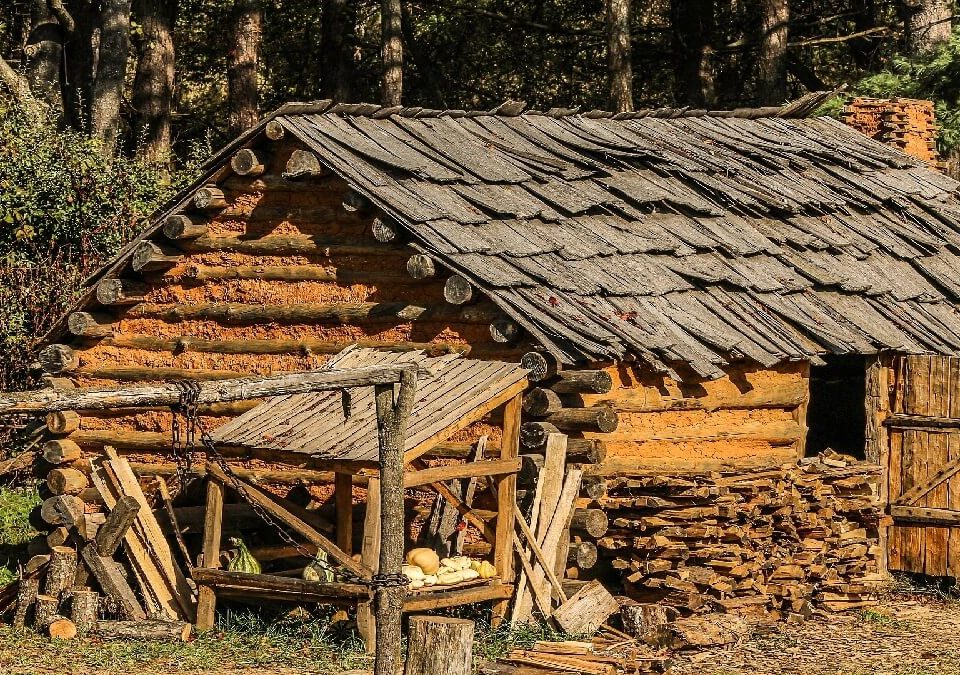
44, 137, 534, 458
576, 361, 810, 474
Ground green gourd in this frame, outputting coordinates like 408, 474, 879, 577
303, 549, 335, 582
227, 536, 261, 574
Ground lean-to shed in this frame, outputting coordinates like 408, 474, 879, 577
30, 91, 960, 584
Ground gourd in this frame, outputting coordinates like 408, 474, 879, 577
406, 548, 441, 574
436, 568, 480, 585
403, 564, 425, 581
440, 556, 472, 572
303, 549, 335, 582
227, 536, 261, 574
471, 560, 497, 579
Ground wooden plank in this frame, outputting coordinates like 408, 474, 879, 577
357, 476, 381, 653
79, 546, 146, 620
335, 473, 353, 556
402, 582, 513, 613
949, 359, 960, 577
891, 505, 960, 526
196, 479, 224, 631
90, 458, 181, 621
205, 463, 370, 579
103, 449, 196, 620
402, 458, 520, 489
492, 393, 522, 625
513, 432, 567, 624
191, 568, 370, 601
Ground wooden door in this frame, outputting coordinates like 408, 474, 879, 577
887, 355, 960, 577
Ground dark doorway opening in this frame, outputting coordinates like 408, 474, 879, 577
805, 355, 867, 459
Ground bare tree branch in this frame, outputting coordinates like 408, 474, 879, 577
47, 0, 76, 34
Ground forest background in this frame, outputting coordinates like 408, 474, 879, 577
0, 0, 957, 394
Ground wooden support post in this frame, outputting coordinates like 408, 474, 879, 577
196, 479, 224, 631
335, 472, 353, 555
373, 369, 417, 675
492, 393, 522, 625
357, 476, 381, 654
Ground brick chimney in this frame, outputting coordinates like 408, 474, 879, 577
841, 97, 941, 167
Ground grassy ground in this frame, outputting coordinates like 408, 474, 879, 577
0, 610, 565, 675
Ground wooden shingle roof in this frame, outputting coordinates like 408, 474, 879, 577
53, 92, 960, 379
269, 97, 960, 378
210, 347, 527, 464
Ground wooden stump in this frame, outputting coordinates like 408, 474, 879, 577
48, 618, 77, 639
12, 577, 39, 628
620, 603, 677, 643
44, 546, 78, 598
70, 589, 99, 633
33, 594, 60, 630
404, 616, 474, 675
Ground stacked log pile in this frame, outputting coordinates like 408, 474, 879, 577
841, 97, 940, 167
578, 452, 885, 620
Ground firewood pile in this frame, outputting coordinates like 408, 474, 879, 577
584, 452, 885, 619
841, 97, 940, 166
0, 444, 195, 639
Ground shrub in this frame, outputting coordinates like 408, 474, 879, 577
0, 95, 199, 390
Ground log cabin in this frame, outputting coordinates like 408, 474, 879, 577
22, 91, 960, 617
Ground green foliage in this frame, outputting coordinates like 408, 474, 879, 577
0, 95, 197, 390
0, 486, 41, 585
855, 26, 960, 153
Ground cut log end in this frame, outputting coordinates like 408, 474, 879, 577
42, 439, 83, 465
39, 345, 79, 374
371, 216, 400, 243
265, 120, 285, 140
519, 422, 559, 449
132, 241, 180, 272
406, 254, 436, 280
443, 275, 474, 305
230, 148, 265, 177
522, 388, 563, 417
341, 188, 371, 213
68, 312, 113, 338
489, 318, 522, 343
40, 495, 85, 526
192, 186, 228, 211
163, 214, 208, 241
551, 370, 614, 395
96, 278, 149, 305
283, 149, 325, 179
521, 351, 562, 382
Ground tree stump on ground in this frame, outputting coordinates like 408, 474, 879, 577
70, 589, 99, 633
404, 616, 474, 675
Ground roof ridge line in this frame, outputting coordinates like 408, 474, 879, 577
268, 89, 843, 122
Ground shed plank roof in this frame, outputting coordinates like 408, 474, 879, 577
211, 348, 527, 462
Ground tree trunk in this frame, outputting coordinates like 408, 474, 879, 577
670, 0, 715, 107
25, 0, 64, 109
849, 0, 880, 69
380, 0, 403, 106
756, 0, 788, 105
61, 0, 98, 131
227, 0, 262, 136
90, 0, 133, 154
606, 0, 633, 112
131, 0, 176, 164
904, 0, 952, 55
321, 0, 355, 101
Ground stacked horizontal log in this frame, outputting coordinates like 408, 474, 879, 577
582, 452, 885, 620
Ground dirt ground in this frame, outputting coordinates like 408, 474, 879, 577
673, 598, 960, 675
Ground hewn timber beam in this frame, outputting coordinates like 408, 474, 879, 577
119, 301, 502, 326
402, 458, 521, 489
890, 505, 960, 526
0, 365, 414, 414
174, 234, 405, 257
97, 334, 470, 357
176, 263, 417, 284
